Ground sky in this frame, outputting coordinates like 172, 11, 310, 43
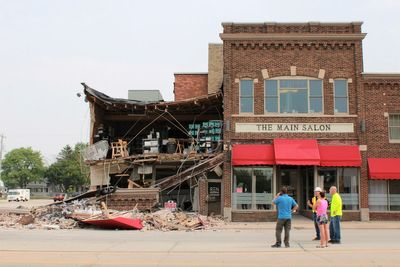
1, 0, 400, 165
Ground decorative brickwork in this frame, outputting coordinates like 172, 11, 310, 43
220, 22, 400, 221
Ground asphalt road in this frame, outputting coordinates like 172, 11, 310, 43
0, 227, 399, 267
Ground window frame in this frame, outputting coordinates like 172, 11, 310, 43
264, 76, 324, 114
388, 114, 400, 143
239, 79, 254, 114
318, 167, 360, 210
333, 79, 349, 114
369, 180, 400, 211
232, 166, 273, 211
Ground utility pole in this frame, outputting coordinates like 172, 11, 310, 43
0, 134, 4, 181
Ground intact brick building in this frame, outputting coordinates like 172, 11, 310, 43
215, 22, 400, 221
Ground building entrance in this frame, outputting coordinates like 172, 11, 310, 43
277, 166, 314, 212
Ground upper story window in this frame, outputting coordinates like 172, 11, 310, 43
264, 78, 323, 114
389, 114, 400, 141
240, 80, 254, 113
334, 80, 349, 114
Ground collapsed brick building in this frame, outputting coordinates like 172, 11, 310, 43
84, 22, 400, 221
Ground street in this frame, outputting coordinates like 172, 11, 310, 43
0, 226, 399, 267
0, 199, 53, 209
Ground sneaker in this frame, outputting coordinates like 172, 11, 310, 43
271, 243, 281, 248
285, 244, 290, 248
312, 237, 320, 241
328, 240, 334, 243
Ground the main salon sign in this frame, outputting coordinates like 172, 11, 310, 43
235, 123, 354, 133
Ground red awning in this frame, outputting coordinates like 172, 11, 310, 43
232, 144, 275, 166
368, 158, 400, 180
319, 146, 362, 167
274, 139, 320, 165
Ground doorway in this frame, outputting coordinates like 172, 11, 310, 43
277, 166, 314, 212
207, 181, 222, 216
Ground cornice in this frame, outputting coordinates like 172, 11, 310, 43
362, 73, 400, 80
220, 33, 366, 41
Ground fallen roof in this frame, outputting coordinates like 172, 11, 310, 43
82, 83, 222, 112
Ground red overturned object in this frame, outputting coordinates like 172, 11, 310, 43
83, 217, 143, 230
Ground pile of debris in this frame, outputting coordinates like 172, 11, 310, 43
0, 199, 226, 231
140, 209, 226, 231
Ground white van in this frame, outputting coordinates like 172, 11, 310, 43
7, 189, 30, 202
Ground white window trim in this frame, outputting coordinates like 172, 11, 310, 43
333, 79, 349, 115
388, 113, 400, 143
264, 76, 324, 114
239, 79, 254, 114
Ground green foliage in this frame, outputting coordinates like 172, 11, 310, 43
1, 147, 45, 188
46, 143, 89, 192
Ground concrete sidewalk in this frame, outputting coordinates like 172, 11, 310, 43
215, 217, 400, 230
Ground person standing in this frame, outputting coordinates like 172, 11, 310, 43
307, 187, 322, 241
329, 186, 342, 244
271, 187, 298, 248
314, 191, 329, 248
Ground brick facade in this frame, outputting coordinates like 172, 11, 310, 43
173, 74, 208, 101
219, 22, 400, 221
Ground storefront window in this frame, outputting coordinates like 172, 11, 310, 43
255, 168, 273, 210
233, 167, 273, 210
370, 180, 400, 211
233, 168, 252, 209
319, 168, 337, 196
389, 181, 400, 211
319, 167, 359, 210
369, 180, 388, 211
338, 168, 359, 210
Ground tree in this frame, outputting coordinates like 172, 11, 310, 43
46, 143, 89, 192
1, 147, 45, 188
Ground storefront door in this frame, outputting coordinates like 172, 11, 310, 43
207, 181, 222, 216
277, 166, 314, 211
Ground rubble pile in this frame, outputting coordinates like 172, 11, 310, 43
0, 199, 226, 231
0, 198, 100, 230
139, 209, 226, 231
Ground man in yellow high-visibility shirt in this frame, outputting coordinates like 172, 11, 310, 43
329, 186, 342, 244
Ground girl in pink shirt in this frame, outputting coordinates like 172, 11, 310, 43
314, 191, 329, 248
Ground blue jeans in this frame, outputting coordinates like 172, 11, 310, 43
329, 216, 341, 242
312, 213, 320, 239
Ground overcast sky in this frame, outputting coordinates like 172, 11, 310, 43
1, 0, 400, 165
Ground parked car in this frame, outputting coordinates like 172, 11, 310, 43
53, 193, 67, 202
7, 189, 30, 202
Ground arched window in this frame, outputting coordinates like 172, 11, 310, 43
264, 77, 323, 114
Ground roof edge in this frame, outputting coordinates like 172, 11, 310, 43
222, 21, 363, 26
362, 73, 400, 80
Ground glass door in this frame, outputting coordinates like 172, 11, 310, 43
277, 166, 315, 211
